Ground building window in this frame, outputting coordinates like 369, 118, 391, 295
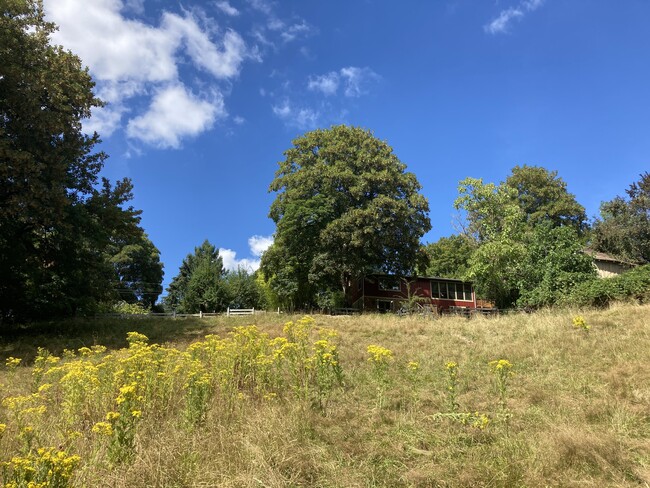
430, 281, 473, 301
377, 300, 393, 313
378, 278, 401, 291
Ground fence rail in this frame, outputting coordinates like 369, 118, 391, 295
96, 309, 263, 319
226, 308, 255, 316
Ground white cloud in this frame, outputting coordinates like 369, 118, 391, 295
220, 249, 261, 272
215, 1, 239, 16
126, 84, 225, 148
220, 235, 273, 272
249, 235, 274, 257
308, 72, 340, 96
484, 0, 544, 34
43, 0, 250, 147
83, 104, 126, 137
162, 14, 247, 79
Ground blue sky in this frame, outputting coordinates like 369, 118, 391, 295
43, 0, 650, 293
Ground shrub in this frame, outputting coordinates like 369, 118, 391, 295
565, 264, 650, 307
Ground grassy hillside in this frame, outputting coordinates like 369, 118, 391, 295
0, 305, 649, 487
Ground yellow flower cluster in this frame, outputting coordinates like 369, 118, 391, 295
0, 317, 346, 472
367, 345, 393, 364
488, 359, 513, 372
572, 315, 590, 330
5, 357, 21, 369
91, 421, 113, 436
2, 447, 80, 488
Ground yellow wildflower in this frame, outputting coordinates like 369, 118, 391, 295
91, 421, 113, 436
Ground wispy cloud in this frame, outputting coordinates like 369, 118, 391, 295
220, 235, 273, 271
307, 67, 380, 97
215, 1, 239, 16
340, 67, 381, 97
484, 0, 544, 34
272, 100, 320, 130
43, 0, 252, 148
246, 0, 312, 49
307, 72, 340, 96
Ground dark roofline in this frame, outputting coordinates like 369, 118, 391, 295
584, 249, 637, 266
365, 272, 473, 284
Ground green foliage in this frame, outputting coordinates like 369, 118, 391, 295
455, 177, 526, 307
255, 272, 280, 310
419, 234, 475, 278
592, 172, 650, 264
262, 125, 431, 308
455, 177, 524, 243
517, 224, 596, 309
565, 264, 650, 307
456, 169, 592, 309
165, 240, 227, 313
505, 165, 587, 232
224, 268, 266, 310
0, 1, 156, 320
109, 232, 163, 308
315, 290, 346, 311
112, 301, 150, 315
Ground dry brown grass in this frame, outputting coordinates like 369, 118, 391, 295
1, 304, 649, 487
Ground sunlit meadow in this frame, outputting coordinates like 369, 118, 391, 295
1, 304, 649, 487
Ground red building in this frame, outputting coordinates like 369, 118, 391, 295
349, 274, 477, 314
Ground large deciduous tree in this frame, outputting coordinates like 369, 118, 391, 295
504, 165, 587, 232
592, 172, 650, 264
0, 0, 158, 320
261, 125, 431, 308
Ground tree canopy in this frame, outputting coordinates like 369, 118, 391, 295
592, 172, 650, 264
261, 125, 431, 308
0, 0, 162, 320
454, 167, 592, 309
505, 165, 587, 232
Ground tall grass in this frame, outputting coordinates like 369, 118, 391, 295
1, 304, 649, 487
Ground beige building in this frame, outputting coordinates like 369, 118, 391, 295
586, 251, 636, 278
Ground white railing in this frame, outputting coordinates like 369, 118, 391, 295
226, 307, 255, 316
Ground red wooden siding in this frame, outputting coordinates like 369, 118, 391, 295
350, 275, 477, 312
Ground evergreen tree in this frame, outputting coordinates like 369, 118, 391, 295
165, 240, 227, 313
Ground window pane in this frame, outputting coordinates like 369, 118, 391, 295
463, 283, 472, 301
439, 282, 448, 299
431, 282, 439, 298
379, 279, 400, 291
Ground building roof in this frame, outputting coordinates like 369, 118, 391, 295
367, 273, 472, 284
584, 249, 636, 266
